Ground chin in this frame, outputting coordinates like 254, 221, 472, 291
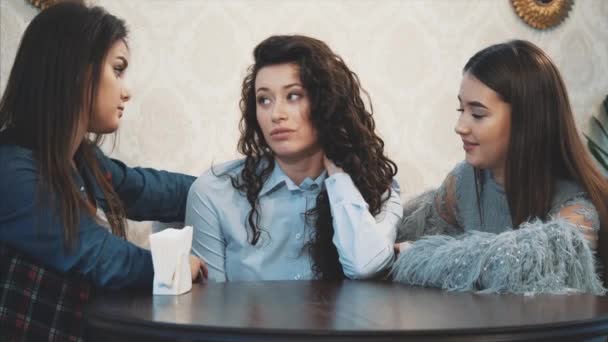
91, 125, 119, 135
272, 149, 298, 160
464, 157, 483, 169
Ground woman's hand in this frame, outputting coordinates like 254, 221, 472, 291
189, 255, 208, 282
394, 241, 413, 255
323, 155, 344, 176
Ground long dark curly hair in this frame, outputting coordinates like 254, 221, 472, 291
231, 35, 397, 280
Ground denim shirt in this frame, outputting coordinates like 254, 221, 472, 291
0, 143, 195, 289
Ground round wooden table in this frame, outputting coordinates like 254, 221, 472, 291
85, 280, 608, 341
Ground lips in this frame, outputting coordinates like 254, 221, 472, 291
270, 127, 295, 139
462, 140, 479, 152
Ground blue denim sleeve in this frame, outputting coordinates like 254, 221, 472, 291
94, 148, 196, 222
0, 147, 153, 289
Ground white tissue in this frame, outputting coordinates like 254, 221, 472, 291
149, 225, 193, 295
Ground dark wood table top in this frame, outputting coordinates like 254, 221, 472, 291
85, 280, 608, 341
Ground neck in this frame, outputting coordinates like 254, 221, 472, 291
71, 136, 84, 163
71, 123, 87, 166
491, 165, 505, 187
275, 149, 324, 185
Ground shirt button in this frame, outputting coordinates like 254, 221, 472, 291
294, 274, 301, 280
80, 186, 85, 192
295, 233, 302, 239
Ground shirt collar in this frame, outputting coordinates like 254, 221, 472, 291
259, 163, 327, 197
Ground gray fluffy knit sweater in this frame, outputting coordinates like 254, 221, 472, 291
391, 162, 605, 295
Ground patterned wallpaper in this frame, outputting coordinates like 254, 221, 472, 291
2, 0, 607, 245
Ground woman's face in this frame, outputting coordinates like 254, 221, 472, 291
88, 40, 131, 134
455, 72, 511, 179
255, 63, 320, 162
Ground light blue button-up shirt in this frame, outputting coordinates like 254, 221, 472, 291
185, 159, 402, 282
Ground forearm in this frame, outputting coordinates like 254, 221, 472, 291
326, 173, 401, 279
391, 218, 605, 295
96, 150, 195, 222
121, 167, 195, 222
79, 232, 155, 289
2, 215, 154, 289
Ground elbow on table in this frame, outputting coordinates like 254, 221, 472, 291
342, 250, 394, 279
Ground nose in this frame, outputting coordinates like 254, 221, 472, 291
121, 87, 131, 102
121, 79, 132, 102
454, 113, 471, 136
270, 98, 288, 123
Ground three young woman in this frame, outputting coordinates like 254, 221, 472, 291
2, 3, 607, 340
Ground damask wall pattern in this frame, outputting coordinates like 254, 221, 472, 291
2, 0, 607, 246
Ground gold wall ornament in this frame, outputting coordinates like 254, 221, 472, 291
27, 0, 60, 10
511, 0, 573, 30
27, 0, 87, 10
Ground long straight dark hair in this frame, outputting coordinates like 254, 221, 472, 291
0, 1, 128, 248
464, 40, 608, 281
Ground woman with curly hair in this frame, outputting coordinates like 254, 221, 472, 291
186, 35, 402, 281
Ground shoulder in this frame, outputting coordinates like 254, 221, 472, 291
448, 161, 474, 180
389, 177, 401, 195
0, 143, 37, 166
0, 145, 41, 214
551, 179, 587, 208
551, 179, 599, 221
437, 161, 473, 195
88, 144, 122, 174
190, 159, 245, 196
0, 144, 38, 184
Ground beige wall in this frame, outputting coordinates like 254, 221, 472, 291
2, 0, 608, 243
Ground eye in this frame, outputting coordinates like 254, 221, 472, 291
472, 113, 485, 119
287, 92, 302, 101
257, 96, 271, 105
113, 65, 126, 77
456, 108, 464, 113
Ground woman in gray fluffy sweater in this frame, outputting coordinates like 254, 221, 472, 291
392, 40, 608, 295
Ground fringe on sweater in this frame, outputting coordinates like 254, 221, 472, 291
392, 192, 605, 295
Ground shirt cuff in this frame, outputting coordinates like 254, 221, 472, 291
324, 172, 367, 207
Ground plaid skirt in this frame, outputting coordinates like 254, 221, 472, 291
0, 243, 91, 342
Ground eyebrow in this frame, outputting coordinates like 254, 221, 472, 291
116, 56, 129, 68
457, 95, 488, 109
256, 83, 302, 93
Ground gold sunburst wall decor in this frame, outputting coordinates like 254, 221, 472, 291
27, 0, 88, 11
511, 0, 573, 30
27, 0, 60, 10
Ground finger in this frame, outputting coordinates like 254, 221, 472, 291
192, 265, 200, 281
201, 263, 209, 278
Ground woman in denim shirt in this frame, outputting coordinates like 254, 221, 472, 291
0, 3, 205, 340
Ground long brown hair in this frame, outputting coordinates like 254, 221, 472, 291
229, 35, 397, 280
464, 40, 608, 280
0, 2, 128, 248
